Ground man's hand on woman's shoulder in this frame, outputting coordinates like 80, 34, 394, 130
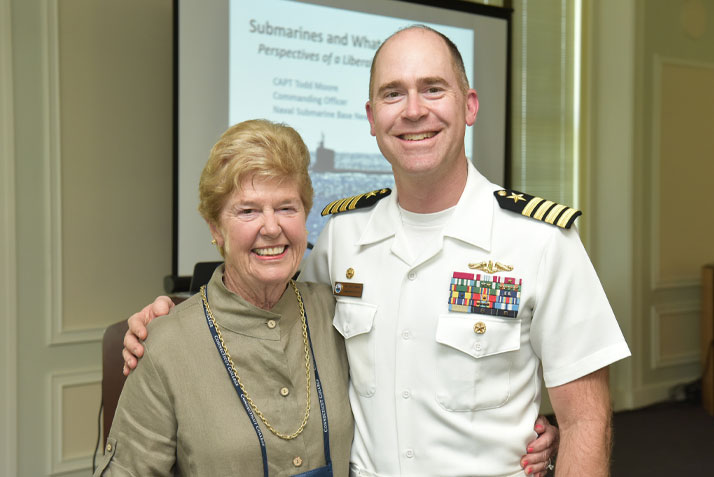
122, 296, 175, 375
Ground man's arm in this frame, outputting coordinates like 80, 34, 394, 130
122, 296, 175, 375
547, 367, 612, 477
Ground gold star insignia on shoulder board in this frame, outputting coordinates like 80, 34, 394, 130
494, 189, 582, 229
507, 192, 525, 203
321, 188, 392, 216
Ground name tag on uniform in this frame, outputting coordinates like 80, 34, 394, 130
447, 271, 521, 318
333, 281, 363, 298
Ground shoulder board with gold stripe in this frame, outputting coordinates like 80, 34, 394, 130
494, 189, 582, 229
321, 188, 392, 216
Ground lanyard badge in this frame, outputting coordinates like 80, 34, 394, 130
202, 285, 333, 477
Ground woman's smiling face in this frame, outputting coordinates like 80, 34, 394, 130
210, 175, 307, 299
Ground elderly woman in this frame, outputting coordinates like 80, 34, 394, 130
114, 120, 560, 477
95, 119, 352, 476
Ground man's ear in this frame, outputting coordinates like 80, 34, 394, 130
465, 89, 479, 126
365, 101, 377, 137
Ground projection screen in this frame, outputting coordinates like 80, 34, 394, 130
174, 0, 511, 278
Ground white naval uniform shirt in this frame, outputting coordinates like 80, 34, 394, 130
300, 161, 631, 477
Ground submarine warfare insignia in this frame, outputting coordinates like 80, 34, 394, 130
321, 188, 392, 216
448, 271, 521, 318
494, 189, 582, 229
468, 260, 514, 274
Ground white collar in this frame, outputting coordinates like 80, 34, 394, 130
355, 161, 496, 254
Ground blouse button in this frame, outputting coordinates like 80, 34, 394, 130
280, 387, 290, 397
293, 456, 303, 467
267, 319, 277, 329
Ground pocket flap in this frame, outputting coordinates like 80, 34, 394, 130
436, 314, 521, 358
332, 299, 377, 339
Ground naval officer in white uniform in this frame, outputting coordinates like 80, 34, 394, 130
299, 26, 629, 477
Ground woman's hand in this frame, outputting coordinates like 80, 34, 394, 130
122, 296, 175, 375
520, 415, 559, 476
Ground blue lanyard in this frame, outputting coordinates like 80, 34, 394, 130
201, 285, 332, 477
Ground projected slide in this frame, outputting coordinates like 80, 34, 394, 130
176, 0, 509, 277
228, 0, 474, 247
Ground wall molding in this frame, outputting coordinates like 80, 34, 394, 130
650, 302, 701, 370
0, 0, 18, 473
649, 53, 665, 289
625, 377, 701, 410
655, 56, 714, 70
43, 0, 104, 346
650, 55, 714, 289
49, 369, 102, 476
653, 279, 701, 291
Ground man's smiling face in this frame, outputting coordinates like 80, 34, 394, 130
365, 28, 478, 182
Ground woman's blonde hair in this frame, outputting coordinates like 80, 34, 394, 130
198, 119, 313, 228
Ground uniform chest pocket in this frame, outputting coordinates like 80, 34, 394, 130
333, 299, 378, 397
434, 314, 521, 411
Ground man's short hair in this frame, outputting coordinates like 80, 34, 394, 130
368, 25, 471, 100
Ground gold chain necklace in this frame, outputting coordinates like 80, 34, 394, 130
200, 280, 311, 440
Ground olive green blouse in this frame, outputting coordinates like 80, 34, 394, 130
95, 266, 353, 476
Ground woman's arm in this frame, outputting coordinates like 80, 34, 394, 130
95, 343, 177, 476
521, 415, 559, 476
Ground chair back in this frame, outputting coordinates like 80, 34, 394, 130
101, 320, 129, 446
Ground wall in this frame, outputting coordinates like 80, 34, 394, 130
586, 0, 714, 410
1, 0, 19, 473
583, 0, 637, 410
634, 0, 714, 406
6, 0, 173, 475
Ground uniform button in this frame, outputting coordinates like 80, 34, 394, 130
408, 272, 416, 280
401, 330, 411, 340
405, 449, 414, 458
267, 319, 277, 329
105, 443, 112, 453
293, 456, 303, 467
280, 387, 290, 397
402, 390, 411, 399
474, 321, 486, 334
